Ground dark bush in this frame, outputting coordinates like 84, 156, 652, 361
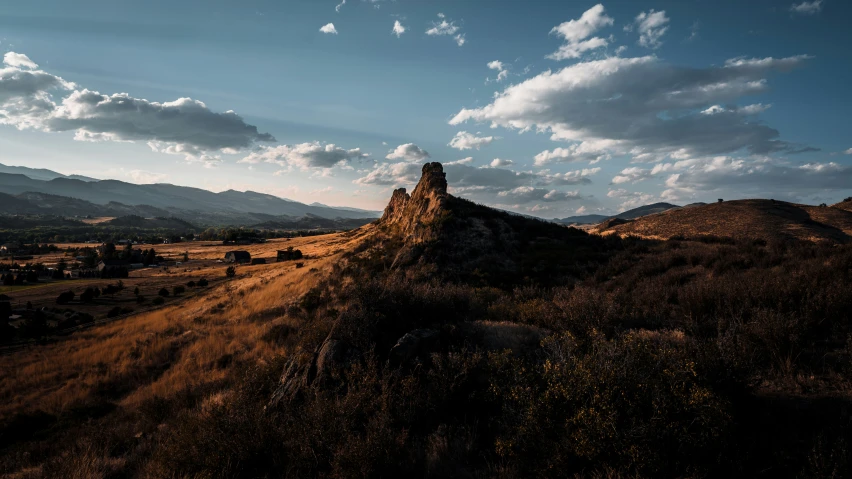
55, 290, 75, 304
152, 297, 165, 306
173, 286, 185, 296
158, 288, 170, 297
198, 278, 209, 287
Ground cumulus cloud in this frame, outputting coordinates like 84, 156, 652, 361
490, 158, 514, 167
392, 20, 406, 37
790, 1, 823, 15
450, 54, 812, 162
454, 34, 466, 46
449, 131, 499, 150
547, 4, 614, 60
607, 188, 658, 210
386, 143, 430, 162
3, 52, 38, 70
335, 0, 346, 13
43, 90, 275, 152
320, 23, 338, 34
632, 10, 669, 49
534, 141, 615, 166
844, 148, 852, 155
239, 142, 367, 169
354, 161, 421, 186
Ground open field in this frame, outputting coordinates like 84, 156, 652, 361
0, 227, 372, 422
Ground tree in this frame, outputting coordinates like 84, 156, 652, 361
173, 285, 185, 296
134, 286, 140, 296
158, 288, 170, 297
182, 251, 189, 262
103, 243, 116, 259
56, 290, 75, 304
225, 266, 236, 278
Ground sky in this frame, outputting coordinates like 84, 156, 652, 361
1, 0, 851, 217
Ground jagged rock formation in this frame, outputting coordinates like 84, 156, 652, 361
379, 162, 449, 243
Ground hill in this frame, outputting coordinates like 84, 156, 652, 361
0, 172, 379, 221
556, 202, 680, 225
103, 215, 198, 229
594, 199, 852, 242
0, 163, 98, 182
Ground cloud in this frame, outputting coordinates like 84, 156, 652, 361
498, 186, 581, 203
354, 161, 422, 186
335, 0, 346, 13
633, 10, 669, 49
607, 188, 657, 210
449, 131, 499, 150
450, 54, 812, 162
790, 1, 823, 15
547, 4, 614, 60
392, 20, 406, 37
239, 142, 367, 169
487, 60, 509, 82
320, 23, 338, 34
534, 141, 614, 166
1, 51, 271, 167
446, 157, 474, 165
43, 89, 275, 152
3, 52, 38, 70
844, 148, 852, 155
426, 13, 465, 46
386, 143, 430, 162
490, 158, 514, 167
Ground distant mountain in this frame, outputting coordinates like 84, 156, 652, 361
0, 172, 381, 221
0, 162, 98, 182
105, 215, 197, 229
556, 202, 681, 225
593, 199, 852, 243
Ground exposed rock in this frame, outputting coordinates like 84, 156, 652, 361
379, 163, 449, 242
389, 329, 440, 365
269, 337, 357, 406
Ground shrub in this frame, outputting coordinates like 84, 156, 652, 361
225, 266, 236, 278
55, 290, 75, 304
107, 307, 124, 318
136, 295, 147, 304
152, 296, 165, 305
186, 281, 196, 288
173, 286, 185, 296
158, 288, 170, 297
198, 278, 209, 287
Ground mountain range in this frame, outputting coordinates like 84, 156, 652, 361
0, 163, 380, 225
555, 202, 708, 225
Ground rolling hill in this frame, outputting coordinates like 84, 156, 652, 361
556, 202, 682, 225
593, 199, 852, 243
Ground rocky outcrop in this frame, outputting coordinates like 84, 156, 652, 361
389, 329, 440, 365
378, 163, 449, 242
269, 336, 357, 406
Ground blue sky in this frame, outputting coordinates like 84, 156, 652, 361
1, 0, 850, 216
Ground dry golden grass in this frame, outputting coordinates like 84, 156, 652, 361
0, 227, 375, 421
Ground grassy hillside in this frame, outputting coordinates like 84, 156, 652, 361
595, 199, 852, 243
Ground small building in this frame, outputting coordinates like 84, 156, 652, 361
225, 251, 252, 264
277, 249, 303, 262
97, 259, 131, 278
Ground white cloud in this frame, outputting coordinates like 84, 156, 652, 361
354, 160, 421, 186
335, 0, 346, 12
633, 10, 669, 49
320, 23, 338, 34
607, 188, 658, 210
534, 141, 615, 166
490, 158, 514, 167
386, 143, 430, 162
392, 20, 406, 37
844, 148, 852, 155
451, 55, 812, 161
427, 19, 459, 36
3, 52, 38, 70
487, 60, 509, 82
498, 186, 581, 203
449, 131, 499, 150
426, 13, 464, 45
446, 157, 474, 165
238, 142, 367, 169
547, 4, 614, 60
790, 1, 823, 15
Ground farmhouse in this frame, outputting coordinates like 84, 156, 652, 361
97, 259, 131, 278
277, 249, 304, 262
224, 251, 252, 264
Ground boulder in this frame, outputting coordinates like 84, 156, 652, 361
389, 329, 440, 365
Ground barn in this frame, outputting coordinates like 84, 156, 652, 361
224, 251, 252, 264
